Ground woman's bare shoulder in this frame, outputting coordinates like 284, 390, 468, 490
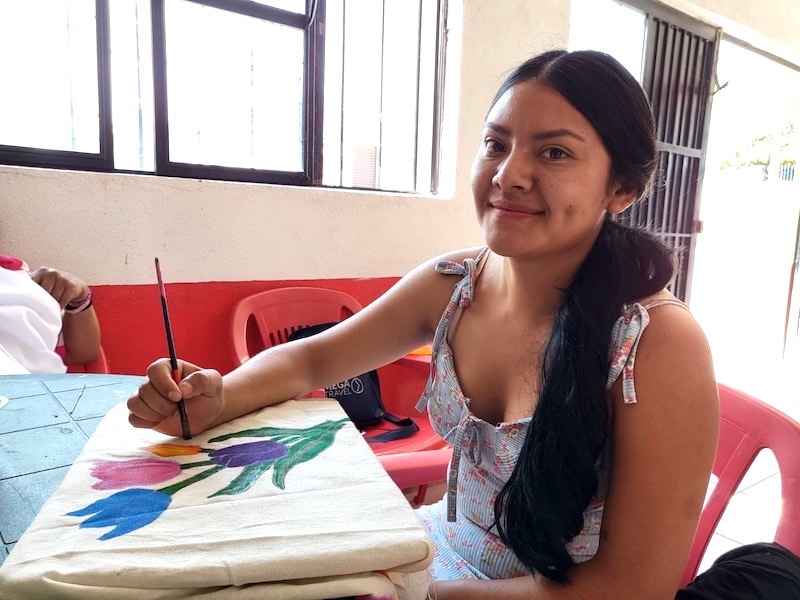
430, 246, 487, 265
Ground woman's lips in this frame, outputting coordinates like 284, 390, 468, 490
490, 202, 544, 218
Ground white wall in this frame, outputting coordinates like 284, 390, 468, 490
0, 0, 796, 285
664, 0, 800, 62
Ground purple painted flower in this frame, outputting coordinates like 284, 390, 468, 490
67, 488, 172, 540
90, 458, 182, 490
209, 439, 289, 468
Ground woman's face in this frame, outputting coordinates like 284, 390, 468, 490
471, 81, 635, 261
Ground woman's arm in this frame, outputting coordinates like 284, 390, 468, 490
129, 248, 482, 436
61, 305, 101, 364
430, 304, 720, 599
30, 266, 101, 364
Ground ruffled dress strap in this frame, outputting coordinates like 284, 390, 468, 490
415, 248, 490, 412
606, 298, 689, 404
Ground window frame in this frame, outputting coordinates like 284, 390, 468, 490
150, 0, 321, 186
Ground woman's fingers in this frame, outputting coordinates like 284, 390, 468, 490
128, 359, 221, 432
146, 358, 200, 400
128, 359, 196, 425
178, 369, 222, 399
30, 267, 86, 308
129, 381, 177, 421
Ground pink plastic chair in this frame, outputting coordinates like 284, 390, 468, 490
230, 287, 447, 457
681, 383, 800, 585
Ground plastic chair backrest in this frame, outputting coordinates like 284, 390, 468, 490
682, 383, 800, 585
65, 346, 110, 374
231, 287, 363, 365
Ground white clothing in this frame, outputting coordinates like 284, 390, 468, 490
0, 266, 66, 374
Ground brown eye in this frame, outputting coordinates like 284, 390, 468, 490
484, 139, 505, 153
543, 148, 567, 159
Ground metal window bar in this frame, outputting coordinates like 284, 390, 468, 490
412, 0, 423, 191
429, 0, 447, 195
619, 13, 718, 301
376, 0, 386, 190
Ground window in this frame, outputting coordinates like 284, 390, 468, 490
0, 0, 448, 193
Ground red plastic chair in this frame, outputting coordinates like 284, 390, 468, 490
681, 383, 800, 585
230, 286, 446, 456
65, 345, 110, 374
231, 287, 363, 365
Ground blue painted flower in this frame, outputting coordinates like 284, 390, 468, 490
66, 488, 172, 540
208, 439, 289, 468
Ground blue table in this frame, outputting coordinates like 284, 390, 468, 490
0, 373, 144, 565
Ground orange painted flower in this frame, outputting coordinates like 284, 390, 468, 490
142, 443, 203, 457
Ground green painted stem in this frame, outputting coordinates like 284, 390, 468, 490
180, 460, 215, 469
160, 464, 225, 495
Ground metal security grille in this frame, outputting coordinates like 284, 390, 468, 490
618, 4, 720, 301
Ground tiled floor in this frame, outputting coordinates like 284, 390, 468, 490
0, 373, 790, 577
0, 373, 144, 566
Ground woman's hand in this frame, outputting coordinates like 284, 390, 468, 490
30, 266, 88, 309
127, 358, 225, 437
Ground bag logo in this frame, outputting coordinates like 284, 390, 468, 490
325, 377, 364, 397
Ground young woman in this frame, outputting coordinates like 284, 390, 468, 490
128, 50, 719, 598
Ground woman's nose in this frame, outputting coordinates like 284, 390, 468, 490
491, 150, 534, 192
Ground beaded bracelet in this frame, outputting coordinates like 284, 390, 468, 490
65, 287, 93, 314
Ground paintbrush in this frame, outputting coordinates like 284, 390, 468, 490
155, 258, 192, 440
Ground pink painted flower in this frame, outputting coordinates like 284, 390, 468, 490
90, 458, 182, 490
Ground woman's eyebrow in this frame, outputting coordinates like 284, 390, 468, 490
532, 128, 587, 142
484, 122, 587, 143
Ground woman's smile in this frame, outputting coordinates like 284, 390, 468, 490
490, 200, 545, 219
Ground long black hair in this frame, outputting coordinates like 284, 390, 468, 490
491, 50, 676, 582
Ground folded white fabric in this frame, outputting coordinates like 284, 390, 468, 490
0, 400, 433, 599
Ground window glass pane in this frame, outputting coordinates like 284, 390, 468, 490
337, 0, 383, 188
165, 0, 305, 172
323, 0, 437, 192
568, 0, 646, 82
251, 0, 306, 14
110, 0, 155, 171
0, 0, 99, 152
379, 0, 423, 192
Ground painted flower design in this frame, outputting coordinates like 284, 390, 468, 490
68, 418, 349, 539
67, 488, 172, 540
90, 458, 182, 490
208, 440, 289, 468
142, 443, 203, 457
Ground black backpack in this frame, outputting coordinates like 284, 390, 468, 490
287, 322, 419, 444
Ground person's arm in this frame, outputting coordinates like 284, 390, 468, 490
30, 266, 101, 365
430, 304, 720, 600
128, 249, 480, 437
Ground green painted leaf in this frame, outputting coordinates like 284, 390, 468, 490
209, 460, 273, 497
209, 419, 348, 443
272, 429, 338, 490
